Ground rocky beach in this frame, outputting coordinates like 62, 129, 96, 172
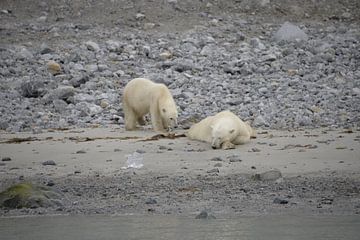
0, 0, 359, 218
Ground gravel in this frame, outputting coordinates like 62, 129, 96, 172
0, 1, 359, 133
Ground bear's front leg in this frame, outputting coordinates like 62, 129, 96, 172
150, 105, 166, 132
221, 141, 235, 150
233, 134, 250, 145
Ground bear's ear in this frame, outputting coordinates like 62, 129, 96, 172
162, 108, 166, 113
229, 129, 235, 134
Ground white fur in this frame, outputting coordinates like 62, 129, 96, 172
122, 78, 178, 132
187, 110, 255, 149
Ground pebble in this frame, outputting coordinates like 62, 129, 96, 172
2, 157, 12, 162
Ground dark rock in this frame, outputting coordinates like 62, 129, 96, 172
70, 75, 90, 88
273, 197, 289, 204
195, 210, 216, 219
207, 168, 219, 174
210, 157, 223, 161
249, 147, 261, 152
145, 198, 157, 204
2, 157, 12, 162
39, 43, 54, 54
42, 160, 56, 166
20, 80, 46, 98
46, 180, 55, 187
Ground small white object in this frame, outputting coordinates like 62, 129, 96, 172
122, 152, 144, 169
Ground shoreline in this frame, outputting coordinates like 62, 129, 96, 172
1, 127, 359, 217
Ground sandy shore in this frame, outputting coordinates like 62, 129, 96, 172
1, 126, 360, 216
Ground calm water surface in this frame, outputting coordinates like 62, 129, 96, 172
1, 215, 359, 240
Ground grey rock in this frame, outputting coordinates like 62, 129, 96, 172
145, 198, 157, 204
74, 93, 95, 103
85, 64, 98, 73
20, 80, 46, 98
106, 40, 122, 52
18, 47, 33, 60
53, 99, 68, 113
253, 169, 282, 181
70, 75, 89, 88
0, 121, 9, 130
207, 168, 220, 173
250, 38, 266, 50
85, 41, 100, 52
253, 115, 268, 127
258, 87, 268, 94
40, 43, 54, 54
273, 22, 308, 42
210, 157, 223, 161
273, 197, 289, 204
227, 154, 242, 162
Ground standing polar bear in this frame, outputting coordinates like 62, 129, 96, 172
122, 78, 178, 132
187, 110, 256, 149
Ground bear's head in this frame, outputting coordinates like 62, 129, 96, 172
210, 122, 237, 149
160, 102, 178, 131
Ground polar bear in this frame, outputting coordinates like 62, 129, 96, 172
187, 110, 255, 149
122, 78, 178, 132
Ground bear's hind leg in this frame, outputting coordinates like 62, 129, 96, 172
137, 116, 146, 126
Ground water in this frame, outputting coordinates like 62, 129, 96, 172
1, 215, 359, 240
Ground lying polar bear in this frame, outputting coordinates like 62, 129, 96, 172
187, 110, 256, 149
122, 78, 178, 132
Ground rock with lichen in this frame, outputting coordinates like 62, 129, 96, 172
0, 183, 64, 209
